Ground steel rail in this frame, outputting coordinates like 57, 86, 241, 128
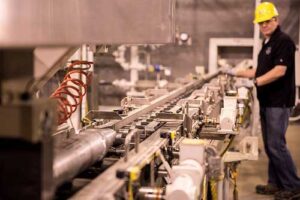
100, 72, 219, 131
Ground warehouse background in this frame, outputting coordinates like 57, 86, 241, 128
95, 0, 300, 105
150, 0, 299, 77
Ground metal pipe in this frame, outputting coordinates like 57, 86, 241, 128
124, 129, 142, 161
144, 194, 164, 199
139, 187, 163, 194
139, 187, 164, 199
53, 128, 116, 186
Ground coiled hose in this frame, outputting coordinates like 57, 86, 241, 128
51, 60, 93, 125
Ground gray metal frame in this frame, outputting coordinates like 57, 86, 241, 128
0, 0, 175, 47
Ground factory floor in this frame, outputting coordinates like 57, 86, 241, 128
236, 122, 300, 200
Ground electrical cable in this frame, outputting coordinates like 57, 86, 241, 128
220, 135, 236, 157
50, 60, 93, 125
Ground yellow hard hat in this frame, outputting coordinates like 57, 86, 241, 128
254, 2, 279, 23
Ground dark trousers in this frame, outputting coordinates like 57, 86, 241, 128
260, 107, 300, 190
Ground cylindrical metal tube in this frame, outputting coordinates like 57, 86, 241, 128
166, 160, 205, 200
53, 128, 116, 186
139, 187, 164, 199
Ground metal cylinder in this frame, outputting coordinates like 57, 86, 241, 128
166, 160, 205, 200
53, 128, 116, 186
138, 187, 164, 199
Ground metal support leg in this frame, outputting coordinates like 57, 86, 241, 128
223, 165, 230, 200
150, 160, 155, 187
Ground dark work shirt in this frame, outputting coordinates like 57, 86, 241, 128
255, 26, 296, 107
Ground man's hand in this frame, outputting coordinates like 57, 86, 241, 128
220, 67, 237, 76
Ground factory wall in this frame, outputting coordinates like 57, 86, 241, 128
150, 0, 299, 78
95, 0, 299, 105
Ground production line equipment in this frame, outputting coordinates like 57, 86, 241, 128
48, 72, 257, 200
0, 1, 258, 198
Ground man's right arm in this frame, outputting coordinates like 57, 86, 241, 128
235, 68, 256, 78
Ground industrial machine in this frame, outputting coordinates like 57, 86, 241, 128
53, 72, 256, 200
0, 1, 258, 200
0, 53, 257, 199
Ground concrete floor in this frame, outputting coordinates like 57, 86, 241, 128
235, 122, 300, 200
